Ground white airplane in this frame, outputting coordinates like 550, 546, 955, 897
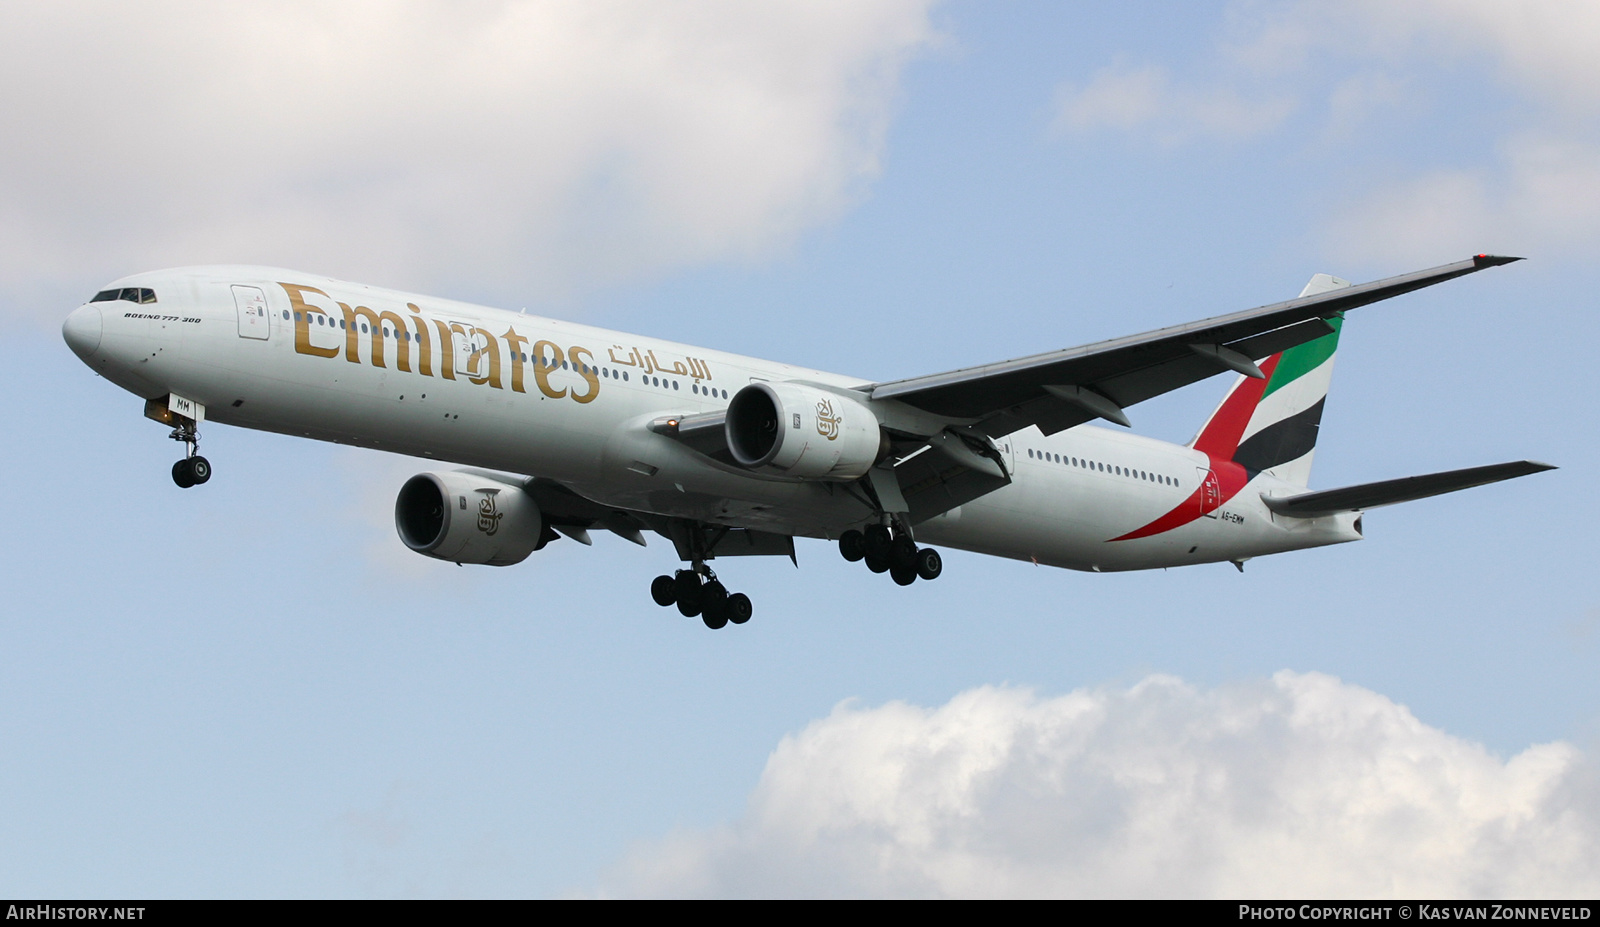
62, 254, 1552, 628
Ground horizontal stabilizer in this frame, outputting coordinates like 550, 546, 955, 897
1262, 460, 1555, 519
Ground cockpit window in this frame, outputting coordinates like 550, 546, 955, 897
91, 287, 157, 304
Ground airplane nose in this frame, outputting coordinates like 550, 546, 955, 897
63, 303, 103, 361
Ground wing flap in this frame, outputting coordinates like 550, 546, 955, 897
1261, 460, 1555, 519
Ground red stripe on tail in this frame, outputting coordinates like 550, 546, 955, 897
1190, 354, 1281, 459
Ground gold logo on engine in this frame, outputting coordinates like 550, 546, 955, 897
477, 491, 503, 535
815, 398, 841, 441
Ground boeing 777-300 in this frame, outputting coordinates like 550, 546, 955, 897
62, 254, 1553, 628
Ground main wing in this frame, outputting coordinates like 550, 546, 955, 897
867, 254, 1521, 438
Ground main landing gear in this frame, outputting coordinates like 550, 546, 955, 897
838, 523, 942, 586
169, 420, 211, 489
649, 565, 754, 630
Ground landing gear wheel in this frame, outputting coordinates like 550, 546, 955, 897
674, 570, 703, 618
650, 574, 677, 607
725, 593, 752, 625
171, 458, 195, 488
188, 455, 211, 485
890, 562, 918, 586
839, 530, 866, 562
865, 552, 890, 573
915, 547, 943, 581
864, 525, 892, 562
699, 580, 729, 628
889, 536, 918, 572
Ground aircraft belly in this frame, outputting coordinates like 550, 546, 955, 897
916, 453, 1359, 572
919, 466, 1131, 571
563, 423, 872, 536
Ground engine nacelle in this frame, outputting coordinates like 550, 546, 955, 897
394, 471, 543, 566
726, 381, 886, 480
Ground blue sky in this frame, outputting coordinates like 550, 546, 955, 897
2, 1, 1597, 897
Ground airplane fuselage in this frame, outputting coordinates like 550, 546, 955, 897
64, 265, 1361, 574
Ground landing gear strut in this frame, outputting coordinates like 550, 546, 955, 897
839, 522, 942, 584
649, 564, 753, 630
169, 420, 211, 489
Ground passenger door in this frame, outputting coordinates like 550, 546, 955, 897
232, 285, 270, 340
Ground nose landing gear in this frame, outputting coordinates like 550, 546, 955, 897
149, 397, 212, 489
649, 565, 753, 630
168, 420, 211, 489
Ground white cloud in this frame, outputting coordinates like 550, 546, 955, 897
601, 672, 1600, 898
1054, 1, 1600, 261
1335, 0, 1600, 114
0, 1, 937, 320
1054, 63, 1295, 143
1298, 0, 1600, 261
1326, 134, 1600, 264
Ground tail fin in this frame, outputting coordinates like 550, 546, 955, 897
1189, 273, 1349, 488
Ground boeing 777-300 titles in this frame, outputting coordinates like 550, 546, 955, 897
62, 255, 1553, 628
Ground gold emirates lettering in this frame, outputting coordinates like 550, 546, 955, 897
339, 302, 411, 371
280, 282, 596, 404
531, 340, 566, 399
282, 283, 340, 359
